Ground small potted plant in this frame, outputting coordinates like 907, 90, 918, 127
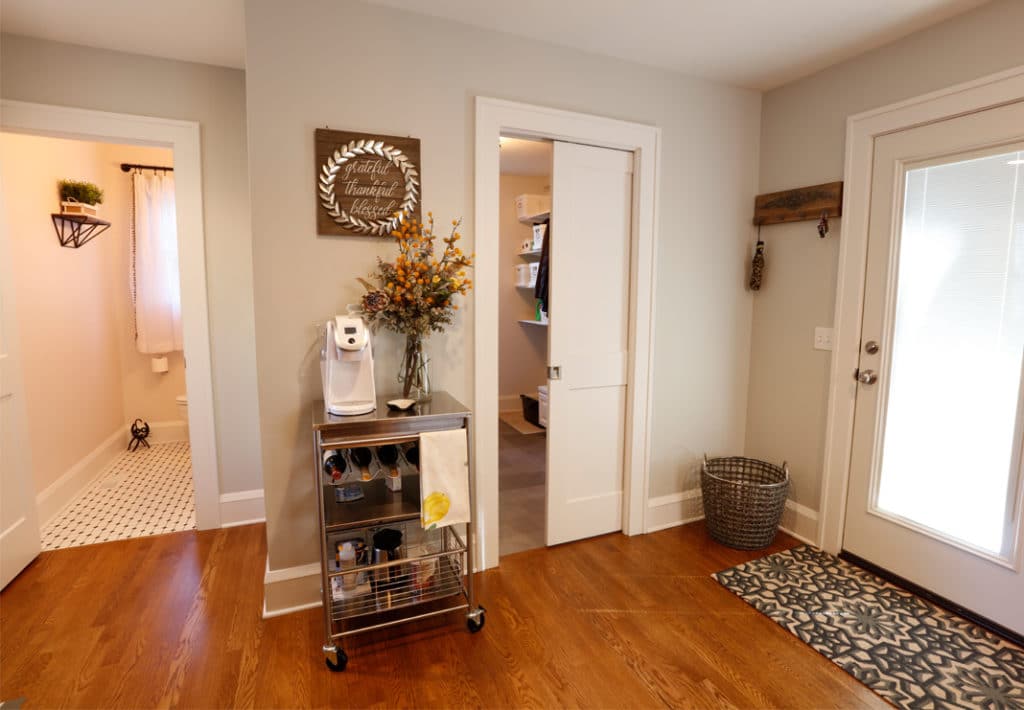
58, 180, 104, 217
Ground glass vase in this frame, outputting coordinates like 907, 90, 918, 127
398, 334, 431, 402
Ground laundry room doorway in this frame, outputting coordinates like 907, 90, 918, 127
474, 98, 660, 571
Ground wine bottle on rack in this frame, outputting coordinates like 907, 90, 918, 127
322, 450, 347, 484
351, 447, 373, 481
403, 444, 419, 469
377, 445, 401, 492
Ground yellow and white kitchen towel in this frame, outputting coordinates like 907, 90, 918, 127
419, 429, 470, 529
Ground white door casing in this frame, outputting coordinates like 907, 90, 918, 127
0, 163, 43, 589
546, 142, 633, 546
821, 66, 1024, 556
843, 101, 1024, 635
0, 100, 222, 530
473, 97, 661, 570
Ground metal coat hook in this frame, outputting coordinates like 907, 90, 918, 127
817, 210, 830, 238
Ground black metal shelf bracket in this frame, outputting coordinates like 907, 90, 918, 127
51, 214, 112, 248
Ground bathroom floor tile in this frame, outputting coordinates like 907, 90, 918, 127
40, 441, 196, 551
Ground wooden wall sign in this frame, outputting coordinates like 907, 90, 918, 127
753, 181, 843, 226
316, 129, 421, 237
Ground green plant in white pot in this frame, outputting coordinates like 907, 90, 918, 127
59, 180, 104, 217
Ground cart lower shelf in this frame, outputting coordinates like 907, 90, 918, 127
323, 604, 485, 672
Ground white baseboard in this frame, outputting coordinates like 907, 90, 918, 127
126, 419, 187, 445
36, 428, 124, 527
778, 499, 819, 545
220, 488, 265, 527
646, 489, 704, 532
645, 489, 820, 546
262, 598, 322, 619
263, 557, 322, 618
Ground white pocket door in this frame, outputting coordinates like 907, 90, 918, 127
546, 141, 633, 546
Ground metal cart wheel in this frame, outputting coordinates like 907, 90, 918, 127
466, 606, 486, 633
324, 645, 348, 672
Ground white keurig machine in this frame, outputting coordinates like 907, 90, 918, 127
321, 313, 376, 416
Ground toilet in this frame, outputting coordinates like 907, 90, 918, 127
176, 394, 189, 438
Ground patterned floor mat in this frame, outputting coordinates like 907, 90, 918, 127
41, 441, 196, 550
714, 545, 1024, 709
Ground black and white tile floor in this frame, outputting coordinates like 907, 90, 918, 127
41, 441, 197, 551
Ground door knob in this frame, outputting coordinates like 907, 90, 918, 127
864, 340, 879, 355
856, 369, 878, 385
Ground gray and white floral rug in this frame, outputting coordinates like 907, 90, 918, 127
714, 545, 1024, 709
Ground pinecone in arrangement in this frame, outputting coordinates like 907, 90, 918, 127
361, 289, 390, 314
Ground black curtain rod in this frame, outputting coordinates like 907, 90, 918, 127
120, 163, 174, 172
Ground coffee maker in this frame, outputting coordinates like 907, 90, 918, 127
321, 314, 376, 416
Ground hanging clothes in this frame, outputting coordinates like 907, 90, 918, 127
131, 171, 183, 354
534, 218, 551, 315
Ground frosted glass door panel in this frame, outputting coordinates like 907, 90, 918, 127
876, 149, 1024, 558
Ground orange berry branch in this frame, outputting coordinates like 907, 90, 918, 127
357, 211, 475, 338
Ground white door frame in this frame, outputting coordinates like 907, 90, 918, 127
473, 97, 661, 570
0, 100, 222, 529
819, 66, 1024, 553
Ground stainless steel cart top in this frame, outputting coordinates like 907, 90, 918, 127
312, 392, 471, 447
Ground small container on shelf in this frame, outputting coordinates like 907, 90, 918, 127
515, 264, 537, 288
338, 542, 358, 591
60, 200, 99, 218
515, 193, 551, 223
532, 223, 547, 250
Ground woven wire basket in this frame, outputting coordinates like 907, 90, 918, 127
700, 455, 789, 550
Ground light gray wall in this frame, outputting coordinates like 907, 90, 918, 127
245, 0, 761, 572
747, 0, 1024, 509
1, 34, 264, 496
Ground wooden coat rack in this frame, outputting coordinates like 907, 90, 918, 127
752, 181, 843, 233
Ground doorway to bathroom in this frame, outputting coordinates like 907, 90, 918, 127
0, 131, 195, 551
1, 101, 220, 587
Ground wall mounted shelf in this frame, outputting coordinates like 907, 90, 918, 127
518, 211, 550, 225
517, 248, 543, 259
51, 213, 111, 248
518, 319, 548, 327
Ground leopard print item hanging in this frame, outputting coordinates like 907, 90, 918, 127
749, 239, 765, 291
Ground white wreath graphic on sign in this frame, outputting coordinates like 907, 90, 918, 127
318, 139, 420, 236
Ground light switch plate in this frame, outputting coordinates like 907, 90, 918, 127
814, 327, 834, 351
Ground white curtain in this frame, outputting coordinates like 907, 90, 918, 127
132, 171, 183, 354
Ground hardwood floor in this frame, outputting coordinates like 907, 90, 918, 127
0, 522, 884, 709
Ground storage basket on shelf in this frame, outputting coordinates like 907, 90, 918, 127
700, 455, 789, 550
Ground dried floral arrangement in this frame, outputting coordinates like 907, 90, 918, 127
357, 212, 474, 398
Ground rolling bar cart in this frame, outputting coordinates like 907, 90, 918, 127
311, 392, 485, 671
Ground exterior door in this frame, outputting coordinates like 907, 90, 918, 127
546, 141, 633, 546
844, 100, 1024, 635
0, 172, 41, 589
